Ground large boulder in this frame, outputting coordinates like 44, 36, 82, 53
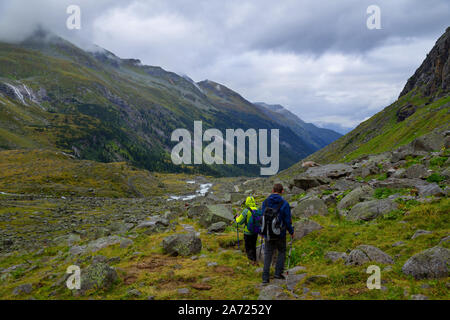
162, 233, 202, 256
416, 183, 444, 197
70, 236, 132, 255
258, 284, 292, 300
189, 204, 234, 227
292, 198, 328, 218
345, 245, 394, 265
371, 178, 424, 189
333, 179, 362, 191
293, 219, 323, 240
207, 222, 227, 233
324, 251, 347, 263
402, 246, 450, 279
337, 185, 374, 210
305, 164, 353, 179
136, 215, 170, 234
347, 199, 398, 221
403, 164, 430, 179
79, 262, 118, 294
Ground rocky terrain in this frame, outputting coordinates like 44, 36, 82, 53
0, 129, 448, 300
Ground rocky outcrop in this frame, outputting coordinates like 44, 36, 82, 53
324, 251, 348, 263
402, 246, 450, 279
347, 199, 398, 221
337, 185, 374, 210
162, 233, 202, 256
400, 27, 450, 98
79, 262, 118, 294
188, 204, 234, 227
304, 164, 353, 179
345, 245, 394, 265
292, 198, 328, 218
293, 219, 323, 240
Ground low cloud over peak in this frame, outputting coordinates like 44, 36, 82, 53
0, 0, 448, 132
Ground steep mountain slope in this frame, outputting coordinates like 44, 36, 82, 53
254, 102, 342, 149
0, 30, 327, 176
197, 80, 316, 167
279, 27, 450, 177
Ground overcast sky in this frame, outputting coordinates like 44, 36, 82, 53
0, 0, 448, 133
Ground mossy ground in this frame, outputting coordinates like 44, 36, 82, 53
1, 195, 448, 300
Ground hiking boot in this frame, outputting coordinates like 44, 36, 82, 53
274, 275, 285, 280
262, 280, 269, 285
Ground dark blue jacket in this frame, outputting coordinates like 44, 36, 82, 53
261, 193, 294, 238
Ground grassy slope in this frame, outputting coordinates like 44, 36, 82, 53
0, 149, 209, 198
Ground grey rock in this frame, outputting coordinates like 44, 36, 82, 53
411, 294, 428, 300
411, 230, 433, 240
403, 164, 430, 179
80, 263, 118, 294
305, 164, 353, 179
346, 245, 394, 265
12, 283, 33, 296
208, 221, 227, 233
286, 273, 307, 291
292, 176, 330, 190
136, 216, 170, 234
402, 246, 450, 279
292, 198, 328, 218
178, 288, 190, 295
293, 219, 323, 240
324, 251, 348, 263
287, 266, 307, 274
371, 178, 425, 189
120, 238, 133, 248
190, 204, 234, 227
258, 284, 291, 300
392, 241, 405, 247
337, 185, 374, 210
86, 236, 127, 253
416, 183, 444, 197
347, 199, 398, 221
162, 233, 202, 256
127, 289, 142, 297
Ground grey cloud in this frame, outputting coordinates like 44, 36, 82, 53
0, 0, 447, 132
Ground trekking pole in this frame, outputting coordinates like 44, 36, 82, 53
286, 239, 293, 289
236, 222, 240, 250
259, 236, 263, 259
287, 239, 293, 271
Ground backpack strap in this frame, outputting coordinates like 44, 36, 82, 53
275, 200, 284, 212
245, 207, 254, 226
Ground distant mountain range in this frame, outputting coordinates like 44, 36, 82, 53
0, 29, 341, 176
253, 102, 342, 150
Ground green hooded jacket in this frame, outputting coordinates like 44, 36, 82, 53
235, 196, 258, 235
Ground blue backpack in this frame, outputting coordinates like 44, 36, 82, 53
246, 207, 263, 234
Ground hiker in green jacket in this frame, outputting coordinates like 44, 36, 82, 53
235, 196, 260, 265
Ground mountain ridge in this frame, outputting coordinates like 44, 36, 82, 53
0, 30, 340, 176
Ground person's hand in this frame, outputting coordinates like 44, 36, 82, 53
291, 232, 295, 239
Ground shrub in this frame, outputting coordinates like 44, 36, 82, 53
426, 173, 445, 183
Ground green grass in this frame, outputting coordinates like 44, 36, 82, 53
1, 195, 448, 300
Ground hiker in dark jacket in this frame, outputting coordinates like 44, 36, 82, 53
261, 183, 294, 284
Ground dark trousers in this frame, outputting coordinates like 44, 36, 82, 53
244, 233, 258, 261
262, 237, 286, 282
